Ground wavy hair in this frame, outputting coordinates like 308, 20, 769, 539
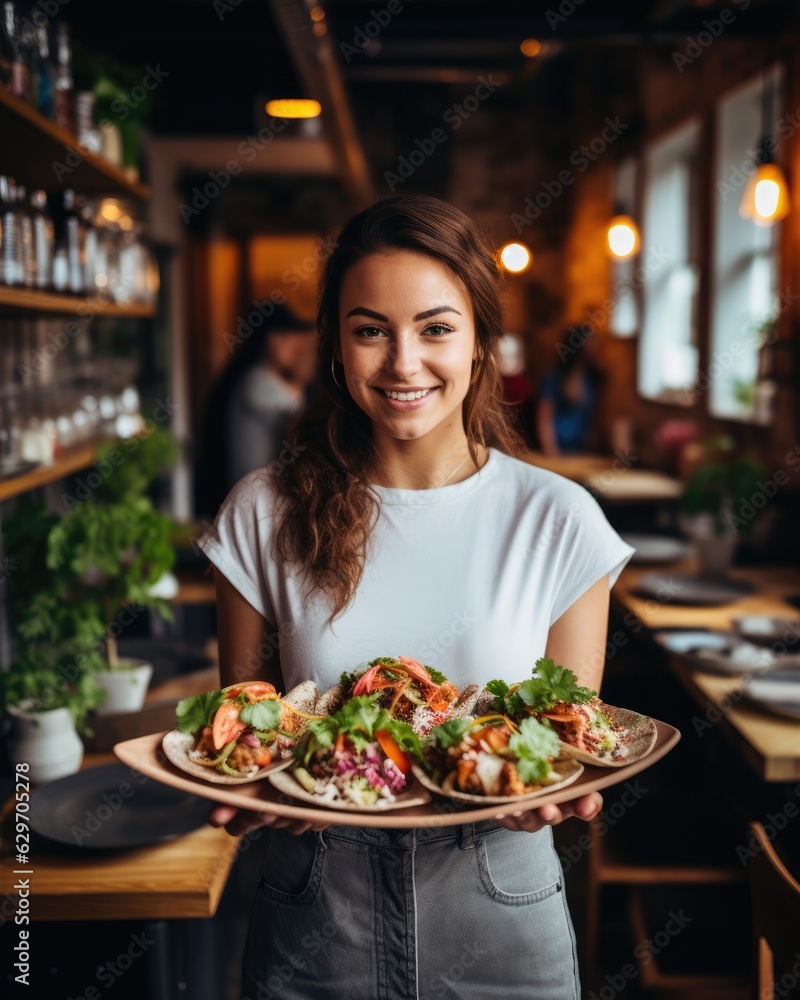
272, 195, 529, 624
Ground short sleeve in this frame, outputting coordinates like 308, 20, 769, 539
197, 470, 278, 625
548, 484, 636, 626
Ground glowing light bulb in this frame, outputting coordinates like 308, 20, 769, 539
606, 215, 640, 260
740, 162, 790, 226
498, 242, 532, 273
520, 38, 542, 57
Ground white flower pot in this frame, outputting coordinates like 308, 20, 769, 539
8, 703, 84, 784
694, 534, 738, 577
94, 659, 153, 715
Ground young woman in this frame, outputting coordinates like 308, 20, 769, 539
199, 195, 635, 1000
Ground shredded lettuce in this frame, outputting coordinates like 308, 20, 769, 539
300, 694, 425, 765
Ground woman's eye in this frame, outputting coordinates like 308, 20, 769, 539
354, 325, 386, 339
424, 323, 454, 337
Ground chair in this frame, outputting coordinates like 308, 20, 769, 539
747, 821, 800, 999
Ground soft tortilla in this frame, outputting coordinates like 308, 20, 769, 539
411, 757, 583, 805
314, 682, 347, 717
282, 680, 319, 715
473, 687, 497, 717
451, 683, 480, 717
161, 729, 293, 784
554, 703, 657, 768
162, 680, 322, 785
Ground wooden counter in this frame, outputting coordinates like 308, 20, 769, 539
526, 452, 682, 503
0, 752, 241, 921
612, 559, 800, 782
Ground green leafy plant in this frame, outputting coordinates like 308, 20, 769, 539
1, 500, 106, 732
681, 439, 768, 537
46, 429, 179, 668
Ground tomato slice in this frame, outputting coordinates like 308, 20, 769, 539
375, 729, 411, 775
212, 702, 246, 751
223, 681, 277, 701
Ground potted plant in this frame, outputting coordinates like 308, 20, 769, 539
46, 428, 180, 714
1, 503, 106, 782
681, 438, 767, 576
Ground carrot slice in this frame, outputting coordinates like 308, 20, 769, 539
375, 729, 411, 774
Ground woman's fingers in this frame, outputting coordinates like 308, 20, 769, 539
498, 792, 603, 832
208, 806, 330, 837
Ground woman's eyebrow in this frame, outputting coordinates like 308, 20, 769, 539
344, 305, 462, 321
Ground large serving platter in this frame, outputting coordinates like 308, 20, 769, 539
114, 718, 680, 829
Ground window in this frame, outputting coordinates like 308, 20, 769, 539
708, 66, 783, 423
638, 119, 702, 403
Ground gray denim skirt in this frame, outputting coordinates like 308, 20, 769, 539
239, 819, 580, 1000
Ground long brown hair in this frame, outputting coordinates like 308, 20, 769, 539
272, 194, 528, 624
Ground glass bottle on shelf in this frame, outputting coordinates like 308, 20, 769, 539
63, 188, 83, 293
2, 2, 31, 101
0, 175, 21, 286
81, 198, 99, 295
52, 21, 74, 135
17, 183, 35, 287
31, 189, 53, 289
75, 90, 102, 153
32, 15, 53, 119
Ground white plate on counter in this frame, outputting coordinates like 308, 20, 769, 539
620, 534, 692, 565
653, 630, 782, 677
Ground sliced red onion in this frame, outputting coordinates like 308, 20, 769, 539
242, 733, 261, 747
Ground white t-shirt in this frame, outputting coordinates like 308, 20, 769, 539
198, 448, 635, 692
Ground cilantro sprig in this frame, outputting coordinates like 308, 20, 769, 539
176, 690, 225, 734
508, 717, 562, 783
487, 657, 596, 716
298, 694, 425, 766
176, 689, 283, 735
431, 716, 473, 750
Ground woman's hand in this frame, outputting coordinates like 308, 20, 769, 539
498, 791, 602, 833
209, 805, 331, 837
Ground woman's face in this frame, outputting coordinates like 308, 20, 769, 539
337, 251, 478, 443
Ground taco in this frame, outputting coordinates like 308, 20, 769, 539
163, 679, 321, 782
486, 658, 657, 767
413, 714, 582, 803
287, 693, 427, 808
339, 655, 479, 736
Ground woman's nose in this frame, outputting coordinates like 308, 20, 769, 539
383, 334, 422, 380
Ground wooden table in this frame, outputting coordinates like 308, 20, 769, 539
612, 559, 800, 782
526, 452, 683, 504
0, 753, 240, 920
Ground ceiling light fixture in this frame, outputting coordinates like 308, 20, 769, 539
265, 98, 322, 119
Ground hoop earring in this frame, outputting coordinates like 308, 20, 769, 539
331, 356, 344, 391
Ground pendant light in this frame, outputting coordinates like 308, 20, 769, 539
739, 67, 790, 226
606, 207, 640, 260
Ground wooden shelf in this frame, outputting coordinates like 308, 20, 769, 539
0, 437, 120, 502
629, 887, 751, 994
0, 285, 155, 317
0, 85, 150, 201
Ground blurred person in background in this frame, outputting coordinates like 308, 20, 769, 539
497, 332, 537, 448
536, 335, 600, 455
195, 304, 318, 516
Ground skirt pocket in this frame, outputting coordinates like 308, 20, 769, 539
475, 827, 562, 905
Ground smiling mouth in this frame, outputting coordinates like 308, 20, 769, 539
374, 387, 440, 401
